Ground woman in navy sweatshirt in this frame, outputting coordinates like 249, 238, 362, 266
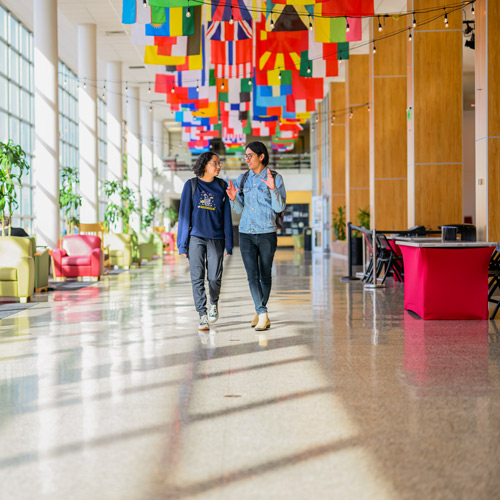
177, 152, 233, 331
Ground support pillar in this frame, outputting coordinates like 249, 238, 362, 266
141, 105, 154, 218
330, 82, 346, 224
127, 87, 141, 233
33, 0, 60, 248
370, 16, 407, 230
106, 62, 123, 232
78, 24, 99, 223
476, 0, 500, 241
407, 1, 462, 229
346, 55, 370, 226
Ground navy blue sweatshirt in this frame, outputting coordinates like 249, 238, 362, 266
177, 177, 233, 255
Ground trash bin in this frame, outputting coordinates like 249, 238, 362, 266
440, 224, 477, 242
303, 227, 312, 251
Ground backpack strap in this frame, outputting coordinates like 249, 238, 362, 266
190, 177, 198, 203
239, 170, 251, 200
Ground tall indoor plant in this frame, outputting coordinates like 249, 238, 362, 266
59, 166, 82, 235
103, 179, 138, 234
0, 139, 31, 234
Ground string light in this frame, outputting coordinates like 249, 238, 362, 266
350, 109, 353, 119
367, 104, 371, 112
196, 82, 199, 92
186, 7, 191, 18
125, 82, 128, 91
229, 10, 234, 25
270, 15, 274, 30
315, 115, 319, 123
331, 115, 335, 125
339, 56, 342, 64
472, 4, 475, 16
221, 81, 225, 90
83, 81, 86, 89
306, 66, 311, 74
148, 86, 151, 94
346, 17, 350, 33
412, 12, 417, 28
309, 16, 313, 31
278, 72, 282, 80
378, 16, 382, 32
248, 78, 252, 86
102, 84, 106, 98
373, 44, 376, 54
311, 125, 315, 132
149, 105, 153, 113
408, 30, 412, 42
171, 87, 175, 93
143, 0, 147, 7
444, 9, 448, 28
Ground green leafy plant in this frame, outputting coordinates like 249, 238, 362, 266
165, 205, 178, 225
103, 180, 138, 234
332, 205, 346, 241
0, 140, 30, 235
357, 207, 370, 230
59, 166, 82, 235
142, 196, 164, 229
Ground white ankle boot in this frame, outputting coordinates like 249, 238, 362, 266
255, 312, 270, 331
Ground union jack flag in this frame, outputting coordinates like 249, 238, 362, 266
206, 20, 253, 41
209, 0, 255, 22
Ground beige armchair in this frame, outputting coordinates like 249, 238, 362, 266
103, 233, 133, 269
0, 237, 35, 302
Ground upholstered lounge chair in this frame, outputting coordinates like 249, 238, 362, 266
52, 235, 103, 281
103, 233, 132, 269
0, 236, 35, 302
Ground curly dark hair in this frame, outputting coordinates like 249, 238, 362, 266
246, 141, 269, 166
192, 152, 219, 177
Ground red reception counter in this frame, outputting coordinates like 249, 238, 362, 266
397, 241, 496, 320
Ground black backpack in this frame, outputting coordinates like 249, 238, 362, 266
239, 169, 285, 230
190, 177, 227, 203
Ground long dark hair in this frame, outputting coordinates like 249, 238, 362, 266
193, 152, 219, 177
246, 141, 269, 166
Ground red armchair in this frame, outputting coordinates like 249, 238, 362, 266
52, 235, 103, 281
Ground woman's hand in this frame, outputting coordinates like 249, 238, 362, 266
261, 169, 275, 190
226, 180, 239, 201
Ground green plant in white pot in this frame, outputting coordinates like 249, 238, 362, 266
0, 140, 30, 235
59, 166, 82, 235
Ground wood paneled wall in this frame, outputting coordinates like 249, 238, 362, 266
408, 0, 463, 229
346, 55, 369, 225
330, 82, 346, 223
370, 16, 407, 230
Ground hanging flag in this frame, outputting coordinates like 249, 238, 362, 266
209, 0, 255, 22
265, 2, 313, 32
206, 20, 253, 41
211, 38, 253, 78
314, 14, 361, 43
145, 6, 196, 36
313, 0, 374, 17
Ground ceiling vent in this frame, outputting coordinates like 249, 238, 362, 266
104, 30, 127, 36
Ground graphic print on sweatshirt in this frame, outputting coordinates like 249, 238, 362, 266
197, 188, 216, 211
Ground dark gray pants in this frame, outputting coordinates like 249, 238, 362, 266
188, 236, 225, 317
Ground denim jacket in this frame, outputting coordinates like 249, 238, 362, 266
230, 167, 286, 234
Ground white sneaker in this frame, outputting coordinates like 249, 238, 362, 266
198, 315, 210, 331
208, 303, 219, 323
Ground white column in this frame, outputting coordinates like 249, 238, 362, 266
33, 0, 60, 248
141, 105, 154, 220
78, 24, 99, 223
106, 62, 123, 232
153, 119, 163, 226
127, 87, 141, 233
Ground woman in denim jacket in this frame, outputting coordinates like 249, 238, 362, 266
226, 141, 286, 331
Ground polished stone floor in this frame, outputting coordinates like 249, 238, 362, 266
1, 250, 499, 499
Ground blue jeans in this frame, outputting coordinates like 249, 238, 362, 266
239, 232, 277, 314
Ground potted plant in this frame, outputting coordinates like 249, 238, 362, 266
0, 140, 30, 234
103, 179, 138, 234
142, 196, 164, 230
165, 205, 178, 229
59, 166, 82, 235
332, 205, 346, 241
351, 207, 370, 265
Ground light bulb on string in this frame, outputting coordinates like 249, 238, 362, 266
186, 8, 191, 18
171, 87, 175, 93
306, 66, 311, 74
221, 81, 225, 90
412, 12, 417, 28
331, 115, 335, 125
472, 4, 475, 16
315, 115, 319, 123
339, 56, 342, 64
149, 105, 152, 113
143, 0, 147, 7
309, 16, 313, 31
83, 81, 86, 89
373, 44, 376, 54
270, 16, 274, 30
311, 125, 315, 132
408, 30, 412, 42
350, 108, 353, 119
444, 10, 448, 27
378, 16, 382, 32
345, 17, 350, 33
248, 78, 252, 86
229, 12, 234, 25
278, 71, 282, 80
367, 104, 371, 112
148, 86, 151, 94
